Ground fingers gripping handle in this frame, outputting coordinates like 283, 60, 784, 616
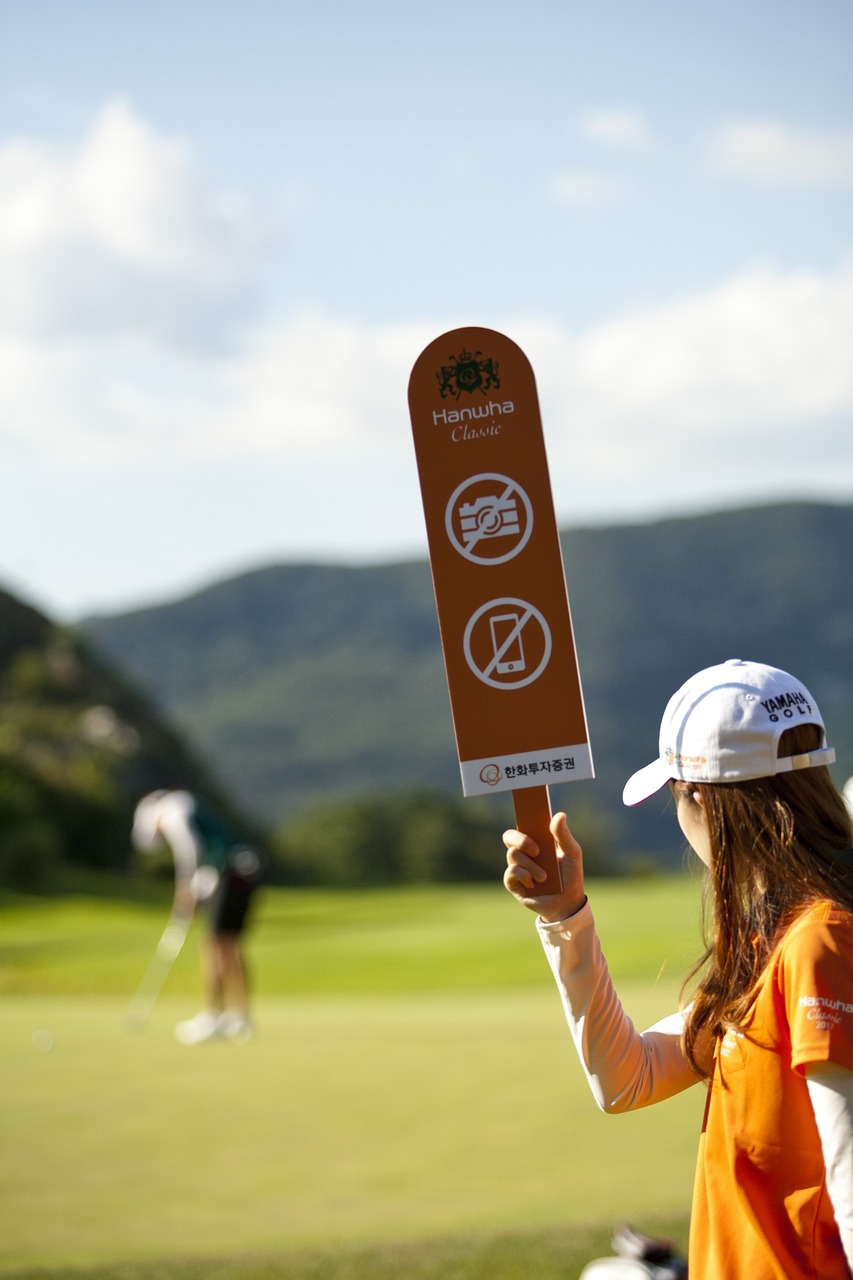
512, 785, 562, 894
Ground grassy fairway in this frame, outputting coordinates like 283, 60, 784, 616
0, 876, 703, 1277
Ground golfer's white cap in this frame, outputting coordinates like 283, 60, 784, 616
623, 659, 835, 807
131, 789, 169, 851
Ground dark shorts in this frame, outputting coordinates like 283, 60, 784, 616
207, 849, 263, 936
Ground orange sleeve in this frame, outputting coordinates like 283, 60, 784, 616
782, 907, 853, 1074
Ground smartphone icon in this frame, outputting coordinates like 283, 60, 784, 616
489, 612, 526, 674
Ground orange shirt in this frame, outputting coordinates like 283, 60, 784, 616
689, 901, 853, 1280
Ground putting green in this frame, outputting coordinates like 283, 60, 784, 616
0, 878, 705, 1272
1, 986, 703, 1272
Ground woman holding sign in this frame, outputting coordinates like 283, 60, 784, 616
503, 659, 853, 1280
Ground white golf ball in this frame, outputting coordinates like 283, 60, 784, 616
31, 1030, 54, 1052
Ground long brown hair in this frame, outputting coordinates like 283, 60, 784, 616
678, 722, 853, 1076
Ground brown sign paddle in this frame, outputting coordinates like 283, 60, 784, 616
408, 326, 592, 892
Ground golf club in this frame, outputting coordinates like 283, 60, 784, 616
126, 910, 192, 1030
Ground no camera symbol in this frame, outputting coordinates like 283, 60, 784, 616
446, 474, 533, 564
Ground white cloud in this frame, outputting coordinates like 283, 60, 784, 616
3, 262, 852, 618
573, 262, 853, 428
707, 120, 853, 188
193, 313, 437, 458
0, 98, 277, 347
1, 101, 851, 529
6, 259, 851, 501
576, 109, 655, 153
0, 312, 439, 464
548, 109, 656, 208
518, 261, 853, 511
547, 170, 631, 208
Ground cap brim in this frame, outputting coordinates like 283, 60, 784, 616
622, 758, 673, 807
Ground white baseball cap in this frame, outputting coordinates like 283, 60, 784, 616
623, 659, 835, 807
131, 789, 169, 851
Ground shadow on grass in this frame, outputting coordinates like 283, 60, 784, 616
2, 1217, 690, 1280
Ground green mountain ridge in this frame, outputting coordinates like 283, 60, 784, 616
79, 500, 853, 864
0, 587, 252, 884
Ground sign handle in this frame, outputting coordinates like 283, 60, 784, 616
511, 785, 562, 895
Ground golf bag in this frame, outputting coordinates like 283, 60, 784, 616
579, 1223, 688, 1279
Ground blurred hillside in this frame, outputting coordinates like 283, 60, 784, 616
80, 501, 853, 865
0, 588, 248, 885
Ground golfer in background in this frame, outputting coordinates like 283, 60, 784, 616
504, 660, 853, 1279
132, 789, 263, 1044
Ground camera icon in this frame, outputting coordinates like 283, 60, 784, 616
458, 494, 521, 545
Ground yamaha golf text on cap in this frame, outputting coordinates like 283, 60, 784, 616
623, 659, 836, 806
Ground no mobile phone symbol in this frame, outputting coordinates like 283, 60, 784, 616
463, 598, 552, 690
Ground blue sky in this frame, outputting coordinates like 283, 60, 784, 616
1, 0, 851, 617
